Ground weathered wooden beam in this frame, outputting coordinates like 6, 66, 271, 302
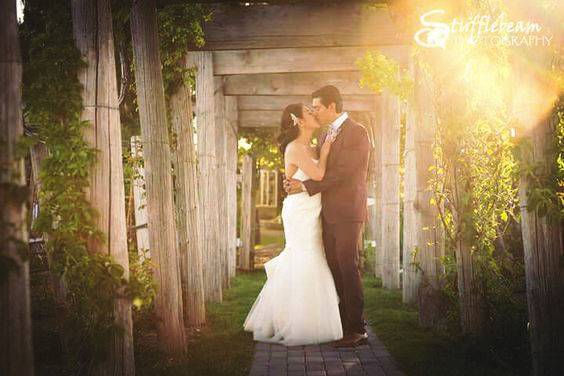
402, 90, 419, 304
515, 55, 564, 374
169, 67, 206, 327
367, 110, 383, 279
212, 46, 408, 75
225, 96, 239, 282
0, 1, 34, 373
189, 50, 223, 303
214, 76, 229, 291
194, 2, 406, 50
224, 71, 372, 96
380, 90, 401, 290
238, 109, 376, 128
239, 155, 256, 271
237, 94, 378, 112
130, 0, 186, 352
403, 59, 444, 317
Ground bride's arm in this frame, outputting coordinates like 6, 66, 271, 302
286, 142, 331, 181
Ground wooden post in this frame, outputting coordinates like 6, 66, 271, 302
414, 64, 445, 327
225, 96, 239, 281
370, 105, 383, 279
71, 0, 135, 371
403, 59, 445, 321
130, 0, 186, 353
240, 155, 256, 271
0, 1, 34, 373
379, 91, 401, 289
214, 76, 229, 290
130, 136, 150, 259
519, 121, 564, 374
403, 82, 419, 304
514, 57, 564, 374
189, 51, 222, 303
169, 61, 206, 327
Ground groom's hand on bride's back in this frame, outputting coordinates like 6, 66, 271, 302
283, 178, 304, 195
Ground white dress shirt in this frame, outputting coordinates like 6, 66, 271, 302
329, 112, 348, 132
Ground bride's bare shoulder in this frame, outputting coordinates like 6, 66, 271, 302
285, 141, 305, 158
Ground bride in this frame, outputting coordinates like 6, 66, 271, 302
243, 103, 342, 346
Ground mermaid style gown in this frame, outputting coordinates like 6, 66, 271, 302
243, 162, 343, 346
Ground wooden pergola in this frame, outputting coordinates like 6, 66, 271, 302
181, 1, 442, 307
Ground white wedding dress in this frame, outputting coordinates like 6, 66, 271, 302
243, 161, 343, 346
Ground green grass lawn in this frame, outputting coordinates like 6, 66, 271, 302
135, 270, 266, 376
255, 228, 284, 248
134, 271, 527, 376
363, 275, 528, 376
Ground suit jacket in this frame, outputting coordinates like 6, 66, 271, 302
303, 117, 371, 224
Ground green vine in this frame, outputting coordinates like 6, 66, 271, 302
157, 2, 212, 97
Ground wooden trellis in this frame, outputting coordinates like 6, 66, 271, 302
258, 170, 278, 208
134, 2, 444, 305
183, 1, 416, 301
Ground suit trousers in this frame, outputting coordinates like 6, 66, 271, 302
322, 219, 365, 335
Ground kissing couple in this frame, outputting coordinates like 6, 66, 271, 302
244, 85, 372, 348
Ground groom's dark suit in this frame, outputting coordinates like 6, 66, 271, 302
303, 116, 371, 335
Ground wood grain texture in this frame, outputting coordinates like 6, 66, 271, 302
212, 46, 408, 75
169, 65, 206, 327
238, 109, 375, 128
239, 155, 256, 271
130, 0, 186, 353
402, 71, 419, 305
0, 1, 34, 374
189, 51, 223, 303
194, 2, 406, 50
214, 77, 230, 290
225, 96, 239, 281
71, 1, 136, 367
237, 95, 378, 112
223, 71, 373, 96
368, 109, 383, 279
379, 91, 401, 290
407, 61, 445, 326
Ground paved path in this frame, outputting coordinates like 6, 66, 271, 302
248, 326, 406, 376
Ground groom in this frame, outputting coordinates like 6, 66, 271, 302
284, 85, 371, 347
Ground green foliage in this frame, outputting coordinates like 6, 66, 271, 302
363, 274, 529, 375
20, 0, 154, 367
158, 3, 212, 96
515, 97, 564, 221
356, 51, 413, 101
238, 128, 283, 170
357, 3, 529, 363
426, 48, 525, 343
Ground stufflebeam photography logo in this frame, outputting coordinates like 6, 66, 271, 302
414, 9, 554, 49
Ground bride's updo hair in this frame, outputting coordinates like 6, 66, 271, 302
277, 103, 303, 154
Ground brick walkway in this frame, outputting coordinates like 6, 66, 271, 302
248, 325, 406, 376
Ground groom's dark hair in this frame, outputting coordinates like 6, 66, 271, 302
312, 85, 343, 113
